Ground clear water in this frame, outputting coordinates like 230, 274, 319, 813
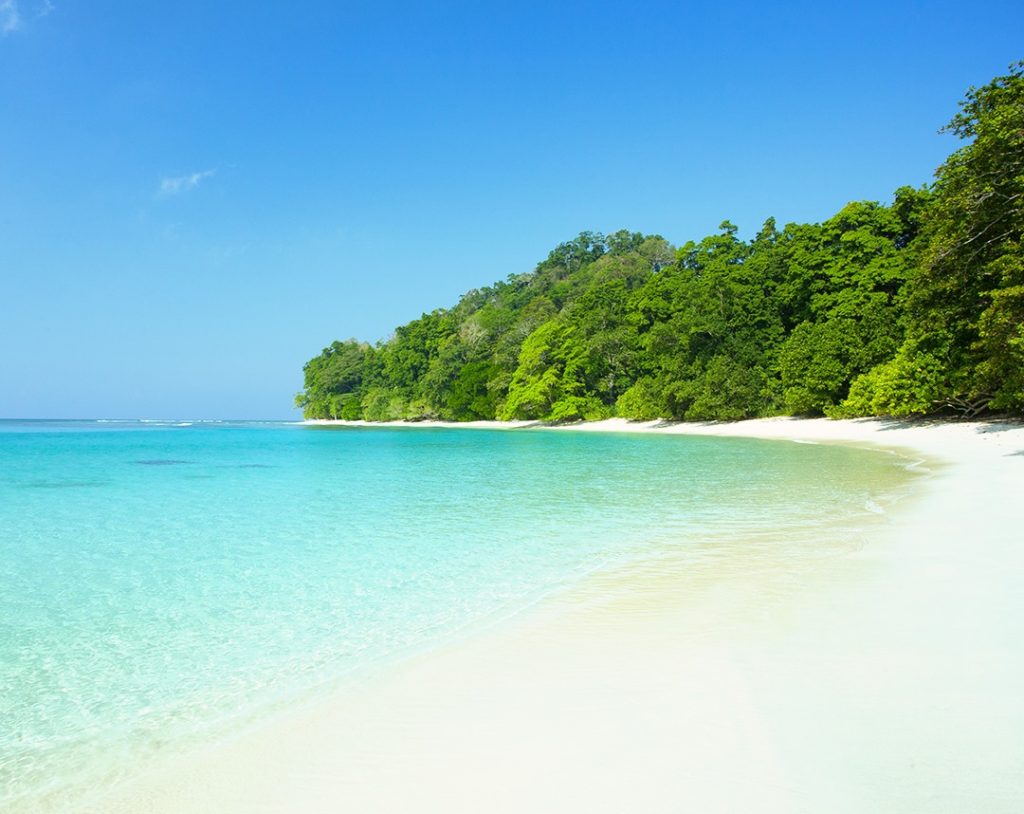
0, 420, 916, 810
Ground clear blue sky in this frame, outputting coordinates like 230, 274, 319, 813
1, 1, 1021, 418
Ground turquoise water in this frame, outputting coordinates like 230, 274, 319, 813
0, 420, 915, 810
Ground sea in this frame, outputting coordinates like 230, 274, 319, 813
0, 419, 919, 811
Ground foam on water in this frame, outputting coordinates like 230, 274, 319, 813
0, 420, 918, 811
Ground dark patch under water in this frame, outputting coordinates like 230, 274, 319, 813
22, 480, 107, 489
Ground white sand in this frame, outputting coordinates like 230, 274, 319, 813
93, 417, 1024, 813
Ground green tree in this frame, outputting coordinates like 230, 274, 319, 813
446, 361, 502, 420
500, 320, 606, 421
906, 61, 1024, 412
839, 345, 945, 417
295, 339, 370, 419
777, 195, 924, 413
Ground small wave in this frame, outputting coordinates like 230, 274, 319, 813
133, 459, 194, 466
792, 439, 819, 445
864, 498, 885, 515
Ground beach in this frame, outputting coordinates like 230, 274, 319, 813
89, 417, 1024, 813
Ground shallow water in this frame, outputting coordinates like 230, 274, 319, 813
0, 420, 917, 810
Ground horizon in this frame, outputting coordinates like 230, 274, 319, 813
2, 1, 1022, 419
0, 416, 300, 421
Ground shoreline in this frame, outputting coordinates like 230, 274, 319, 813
93, 417, 1024, 812
304, 413, 1022, 458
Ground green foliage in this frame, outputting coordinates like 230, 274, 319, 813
500, 320, 607, 421
908, 61, 1024, 411
361, 387, 406, 421
295, 339, 371, 419
682, 358, 772, 421
296, 64, 1023, 423
838, 346, 946, 418
977, 282, 1024, 408
778, 321, 848, 413
615, 378, 666, 420
446, 361, 502, 420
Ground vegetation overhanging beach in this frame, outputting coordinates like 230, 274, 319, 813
88, 416, 1024, 814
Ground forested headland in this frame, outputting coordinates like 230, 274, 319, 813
297, 64, 1023, 423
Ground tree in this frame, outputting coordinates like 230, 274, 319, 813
500, 320, 605, 421
446, 361, 502, 420
906, 62, 1024, 412
295, 339, 369, 419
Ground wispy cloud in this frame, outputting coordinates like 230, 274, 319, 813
1, 0, 21, 35
2, 2, 56, 35
159, 169, 215, 196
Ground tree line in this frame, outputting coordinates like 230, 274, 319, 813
298, 64, 1023, 423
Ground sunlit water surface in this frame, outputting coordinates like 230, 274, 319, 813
0, 420, 919, 810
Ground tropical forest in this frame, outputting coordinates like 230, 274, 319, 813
297, 63, 1023, 422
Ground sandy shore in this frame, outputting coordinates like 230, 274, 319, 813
93, 417, 1024, 813
309, 413, 1023, 460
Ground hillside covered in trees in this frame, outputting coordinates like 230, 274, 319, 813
298, 64, 1023, 423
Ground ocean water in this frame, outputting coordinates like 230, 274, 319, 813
0, 420, 917, 810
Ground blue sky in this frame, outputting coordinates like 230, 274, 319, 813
1, 1, 1021, 418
